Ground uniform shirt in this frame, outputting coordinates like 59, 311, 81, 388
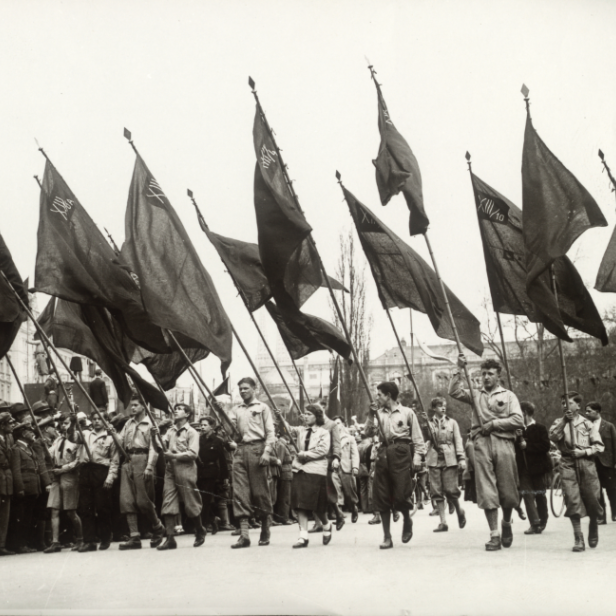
118, 415, 158, 470
363, 403, 425, 466
426, 415, 464, 468
448, 372, 524, 439
229, 399, 276, 453
549, 413, 604, 458
77, 429, 120, 482
49, 435, 80, 473
163, 423, 200, 463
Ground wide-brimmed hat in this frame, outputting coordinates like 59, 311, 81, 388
31, 400, 52, 415
13, 422, 36, 439
10, 403, 29, 418
0, 411, 12, 426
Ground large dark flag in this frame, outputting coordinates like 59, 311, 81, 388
0, 233, 28, 359
522, 113, 607, 329
38, 297, 169, 411
253, 105, 351, 361
199, 223, 347, 313
264, 301, 350, 361
123, 153, 233, 373
371, 78, 429, 236
253, 106, 324, 308
344, 186, 483, 356
34, 160, 169, 354
471, 172, 607, 345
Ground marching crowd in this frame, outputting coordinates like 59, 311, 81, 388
0, 357, 615, 556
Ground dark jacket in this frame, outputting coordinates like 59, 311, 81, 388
31, 439, 52, 488
516, 422, 551, 476
596, 419, 616, 468
11, 441, 42, 496
0, 433, 13, 496
197, 434, 229, 481
89, 377, 109, 407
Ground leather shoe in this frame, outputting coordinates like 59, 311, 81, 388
99, 541, 111, 551
322, 530, 332, 546
231, 528, 241, 536
501, 522, 513, 548
210, 517, 219, 535
457, 510, 467, 529
0, 548, 15, 556
429, 509, 439, 516
597, 518, 607, 526
379, 537, 393, 550
150, 525, 165, 548
402, 517, 413, 543
258, 530, 271, 546
78, 542, 97, 552
588, 519, 599, 548
292, 538, 309, 548
308, 524, 323, 533
572, 532, 585, 552
194, 530, 206, 548
485, 536, 501, 551
335, 517, 345, 532
231, 536, 251, 549
219, 523, 235, 532
43, 542, 63, 554
119, 537, 142, 551
516, 507, 526, 521
448, 501, 455, 515
368, 515, 381, 525
157, 536, 177, 551
351, 507, 359, 524
524, 525, 542, 535
392, 511, 400, 523
282, 520, 294, 526
433, 523, 448, 533
16, 546, 37, 554
71, 541, 83, 552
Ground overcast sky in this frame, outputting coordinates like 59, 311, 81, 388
2, 0, 616, 391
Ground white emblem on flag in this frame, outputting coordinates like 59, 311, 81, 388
260, 145, 277, 169
146, 178, 167, 204
50, 196, 75, 221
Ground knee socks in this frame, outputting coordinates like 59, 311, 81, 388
485, 508, 499, 536
381, 510, 392, 539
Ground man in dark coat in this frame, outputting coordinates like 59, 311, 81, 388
585, 401, 616, 524
197, 416, 229, 533
515, 401, 552, 534
88, 369, 109, 412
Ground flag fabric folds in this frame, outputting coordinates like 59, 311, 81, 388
522, 112, 607, 291
344, 186, 483, 356
595, 226, 616, 294
265, 301, 351, 361
123, 153, 233, 374
253, 106, 323, 308
253, 103, 351, 361
34, 160, 169, 354
200, 225, 347, 313
0, 233, 28, 360
38, 298, 169, 411
372, 79, 429, 236
471, 172, 608, 345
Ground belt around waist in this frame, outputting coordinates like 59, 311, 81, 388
390, 437, 411, 445
127, 448, 149, 455
238, 440, 265, 446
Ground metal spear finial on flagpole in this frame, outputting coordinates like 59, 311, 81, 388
521, 83, 531, 116
465, 151, 472, 173
123, 127, 138, 154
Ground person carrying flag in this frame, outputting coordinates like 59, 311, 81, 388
449, 355, 523, 551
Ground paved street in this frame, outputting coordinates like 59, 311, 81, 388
2, 504, 616, 616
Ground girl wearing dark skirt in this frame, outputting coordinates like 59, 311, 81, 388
290, 404, 331, 548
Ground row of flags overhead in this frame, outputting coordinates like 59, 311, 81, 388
0, 72, 614, 418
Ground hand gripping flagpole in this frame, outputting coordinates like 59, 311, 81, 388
249, 77, 389, 446
465, 152, 513, 391
189, 191, 304, 418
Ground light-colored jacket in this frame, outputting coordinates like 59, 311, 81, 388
426, 416, 464, 468
339, 432, 360, 473
290, 426, 331, 476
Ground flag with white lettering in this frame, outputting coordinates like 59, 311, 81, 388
123, 153, 233, 373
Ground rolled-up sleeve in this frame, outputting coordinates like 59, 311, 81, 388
448, 372, 471, 404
